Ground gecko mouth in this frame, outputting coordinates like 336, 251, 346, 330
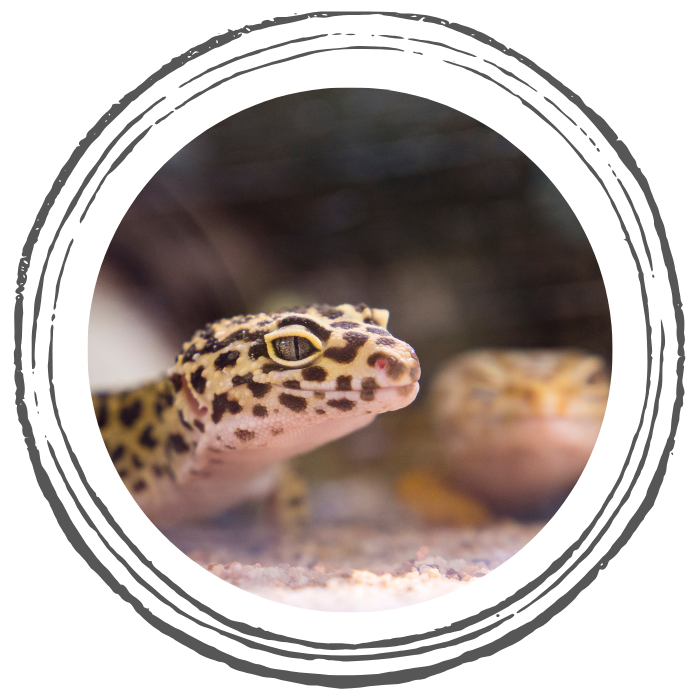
270, 381, 420, 402
180, 377, 419, 418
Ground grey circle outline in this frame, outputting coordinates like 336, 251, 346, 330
13, 12, 656, 687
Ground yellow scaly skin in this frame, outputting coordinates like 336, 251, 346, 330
93, 303, 420, 527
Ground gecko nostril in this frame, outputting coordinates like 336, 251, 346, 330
375, 358, 387, 371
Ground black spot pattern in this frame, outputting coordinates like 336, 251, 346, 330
301, 366, 327, 382
345, 331, 370, 344
211, 393, 243, 424
327, 398, 356, 412
151, 464, 175, 481
324, 331, 369, 363
336, 376, 352, 391
248, 340, 269, 360
97, 306, 419, 507
279, 393, 307, 413
316, 305, 345, 319
203, 329, 265, 355
181, 328, 261, 363
231, 373, 253, 387
95, 397, 108, 428
119, 400, 142, 427
248, 381, 271, 398
235, 429, 255, 442
139, 426, 158, 449
167, 434, 190, 454
360, 377, 378, 402
190, 367, 207, 394
215, 350, 240, 370
170, 373, 184, 391
386, 357, 407, 380
179, 410, 193, 431
364, 326, 392, 336
200, 335, 234, 355
182, 343, 200, 363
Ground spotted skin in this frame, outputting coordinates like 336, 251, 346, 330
93, 303, 420, 527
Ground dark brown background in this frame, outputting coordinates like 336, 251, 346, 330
100, 87, 611, 401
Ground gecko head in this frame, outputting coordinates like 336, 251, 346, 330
167, 303, 420, 453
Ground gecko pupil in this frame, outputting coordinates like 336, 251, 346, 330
273, 336, 315, 361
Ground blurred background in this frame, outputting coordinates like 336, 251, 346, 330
89, 88, 611, 523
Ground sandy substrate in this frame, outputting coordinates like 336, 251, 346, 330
163, 517, 543, 611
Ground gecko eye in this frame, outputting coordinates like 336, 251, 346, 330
264, 324, 323, 367
273, 336, 315, 361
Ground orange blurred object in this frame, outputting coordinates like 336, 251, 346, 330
396, 470, 492, 526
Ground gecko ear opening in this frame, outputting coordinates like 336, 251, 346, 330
182, 380, 207, 416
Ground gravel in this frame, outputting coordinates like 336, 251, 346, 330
164, 518, 542, 611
